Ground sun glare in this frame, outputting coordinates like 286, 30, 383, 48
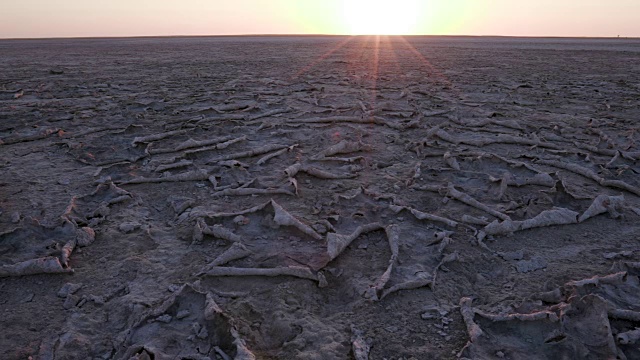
343, 0, 421, 35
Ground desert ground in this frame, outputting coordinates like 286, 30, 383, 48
1, 35, 640, 359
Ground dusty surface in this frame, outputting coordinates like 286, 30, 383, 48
1, 36, 640, 359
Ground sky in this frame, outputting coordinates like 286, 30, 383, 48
1, 0, 639, 39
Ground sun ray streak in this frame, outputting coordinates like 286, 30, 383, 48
398, 36, 453, 88
369, 35, 381, 114
290, 37, 354, 80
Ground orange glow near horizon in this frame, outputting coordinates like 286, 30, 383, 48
0, 0, 639, 39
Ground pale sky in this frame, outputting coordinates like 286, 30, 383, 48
1, 0, 638, 39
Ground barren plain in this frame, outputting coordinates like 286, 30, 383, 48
1, 36, 640, 359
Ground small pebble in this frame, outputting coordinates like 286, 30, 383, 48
118, 222, 141, 234
63, 295, 79, 309
197, 327, 209, 339
57, 283, 83, 298
233, 215, 249, 225
176, 310, 191, 319
155, 314, 172, 323
10, 212, 21, 223
421, 312, 436, 320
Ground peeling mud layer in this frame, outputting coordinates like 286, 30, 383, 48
1, 36, 640, 359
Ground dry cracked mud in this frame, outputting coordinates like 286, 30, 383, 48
1, 36, 640, 359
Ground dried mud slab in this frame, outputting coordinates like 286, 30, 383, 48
0, 219, 93, 277
460, 265, 640, 359
63, 182, 133, 226
113, 284, 255, 360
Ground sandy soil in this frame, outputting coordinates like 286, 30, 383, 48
1, 36, 640, 359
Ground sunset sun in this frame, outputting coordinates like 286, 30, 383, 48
343, 0, 421, 35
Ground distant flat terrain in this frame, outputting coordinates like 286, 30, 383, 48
1, 36, 640, 359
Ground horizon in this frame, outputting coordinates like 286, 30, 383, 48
2, 33, 640, 41
2, 0, 639, 39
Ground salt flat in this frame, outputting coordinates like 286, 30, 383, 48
1, 36, 640, 359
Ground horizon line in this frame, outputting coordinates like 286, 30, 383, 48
1, 33, 638, 41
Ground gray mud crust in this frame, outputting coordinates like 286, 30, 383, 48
1, 36, 640, 359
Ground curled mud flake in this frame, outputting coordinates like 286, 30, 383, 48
388, 204, 458, 227
231, 327, 257, 360
537, 159, 640, 196
317, 156, 365, 163
246, 107, 290, 122
285, 162, 357, 179
60, 237, 77, 268
578, 194, 625, 222
484, 207, 579, 236
214, 101, 258, 113
155, 159, 193, 172
435, 129, 561, 149
256, 144, 298, 165
148, 134, 238, 154
119, 169, 209, 185
533, 288, 564, 303
365, 225, 401, 300
0, 127, 60, 145
459, 297, 483, 342
379, 275, 433, 300
206, 144, 290, 164
284, 163, 303, 177
491, 172, 556, 190
567, 271, 627, 288
183, 136, 248, 156
0, 257, 73, 278
520, 208, 579, 230
447, 183, 511, 221
204, 201, 272, 219
169, 196, 195, 215
288, 116, 365, 124
192, 219, 204, 243
432, 252, 459, 288
461, 215, 490, 226
131, 129, 188, 146
312, 140, 371, 160
433, 230, 454, 243
436, 237, 452, 255
443, 151, 461, 170
288, 177, 299, 196
475, 308, 560, 322
617, 328, 640, 345
301, 165, 357, 179
609, 309, 640, 322
198, 219, 244, 243
201, 242, 252, 271
202, 266, 324, 286
326, 223, 384, 261
317, 271, 329, 288
271, 199, 322, 240
213, 187, 295, 197
350, 325, 371, 360
605, 150, 621, 169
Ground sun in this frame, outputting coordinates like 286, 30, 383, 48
343, 0, 421, 35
